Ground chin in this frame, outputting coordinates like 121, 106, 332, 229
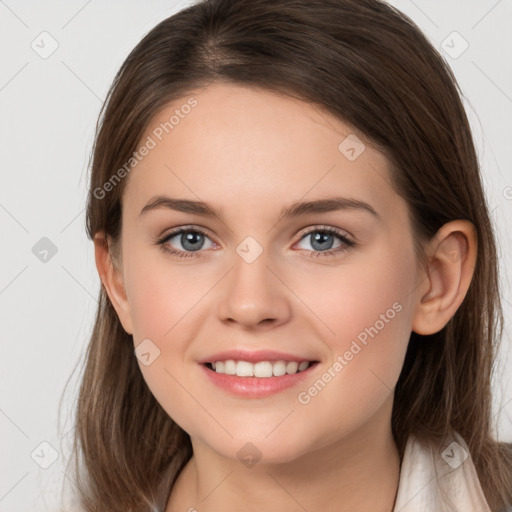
204, 434, 310, 467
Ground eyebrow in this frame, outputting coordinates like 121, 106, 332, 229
139, 195, 381, 221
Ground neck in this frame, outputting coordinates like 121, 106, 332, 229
167, 398, 401, 512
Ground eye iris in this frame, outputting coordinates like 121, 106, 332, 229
181, 231, 204, 251
311, 232, 334, 251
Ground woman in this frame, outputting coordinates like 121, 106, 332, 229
67, 0, 512, 510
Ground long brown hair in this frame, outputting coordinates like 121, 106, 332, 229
64, 0, 512, 510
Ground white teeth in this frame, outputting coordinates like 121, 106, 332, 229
224, 360, 236, 375
286, 361, 299, 374
210, 359, 312, 377
254, 361, 273, 378
236, 360, 254, 377
273, 360, 287, 376
298, 361, 309, 372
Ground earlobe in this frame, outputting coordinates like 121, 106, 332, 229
412, 220, 477, 335
93, 231, 134, 335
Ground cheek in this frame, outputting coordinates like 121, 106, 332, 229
297, 248, 416, 419
124, 258, 210, 436
123, 252, 219, 425
125, 249, 206, 341
319, 238, 416, 350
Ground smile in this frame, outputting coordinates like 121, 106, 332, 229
206, 359, 312, 377
201, 359, 319, 398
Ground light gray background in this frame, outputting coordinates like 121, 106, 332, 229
0, 1, 511, 510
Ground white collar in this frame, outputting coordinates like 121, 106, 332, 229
393, 430, 491, 511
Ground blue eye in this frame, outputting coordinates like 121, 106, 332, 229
157, 227, 214, 259
295, 227, 354, 258
156, 225, 354, 259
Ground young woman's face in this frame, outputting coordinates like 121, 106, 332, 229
116, 83, 424, 464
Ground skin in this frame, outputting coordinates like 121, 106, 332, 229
94, 83, 477, 512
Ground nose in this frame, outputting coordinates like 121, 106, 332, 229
217, 250, 292, 330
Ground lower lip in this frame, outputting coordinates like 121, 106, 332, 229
200, 363, 318, 398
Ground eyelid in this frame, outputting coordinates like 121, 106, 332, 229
294, 224, 353, 242
157, 224, 353, 244
158, 224, 214, 240
156, 225, 217, 248
156, 223, 355, 259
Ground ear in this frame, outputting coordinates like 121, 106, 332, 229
412, 220, 477, 335
93, 231, 134, 335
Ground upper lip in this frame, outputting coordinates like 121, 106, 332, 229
198, 349, 317, 364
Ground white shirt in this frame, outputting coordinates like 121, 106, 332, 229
393, 430, 492, 511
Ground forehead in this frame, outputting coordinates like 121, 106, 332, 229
123, 83, 400, 221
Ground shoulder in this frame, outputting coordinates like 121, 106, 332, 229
393, 430, 492, 512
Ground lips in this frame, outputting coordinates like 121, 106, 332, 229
198, 349, 320, 398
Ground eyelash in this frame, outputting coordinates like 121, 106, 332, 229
155, 225, 355, 260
